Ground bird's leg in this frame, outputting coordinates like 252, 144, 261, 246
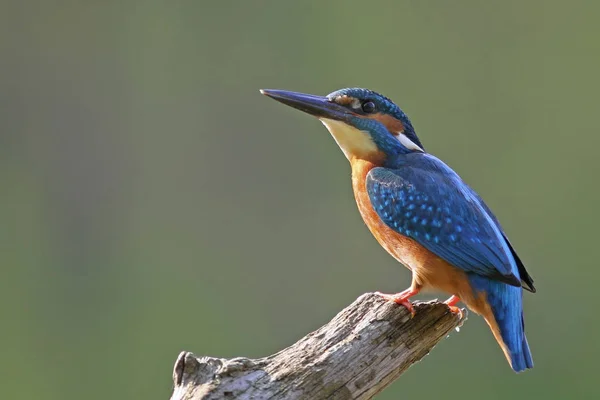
444, 295, 463, 318
375, 283, 421, 317
445, 295, 460, 307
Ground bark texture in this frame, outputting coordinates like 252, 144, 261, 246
170, 293, 465, 400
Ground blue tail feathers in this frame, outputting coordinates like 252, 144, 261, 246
469, 275, 534, 372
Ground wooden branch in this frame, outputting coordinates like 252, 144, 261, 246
170, 293, 466, 400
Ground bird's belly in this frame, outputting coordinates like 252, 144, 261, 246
350, 159, 472, 295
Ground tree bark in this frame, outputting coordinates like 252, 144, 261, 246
170, 292, 465, 400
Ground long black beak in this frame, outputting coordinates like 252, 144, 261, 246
260, 89, 350, 121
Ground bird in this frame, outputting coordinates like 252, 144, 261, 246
260, 87, 535, 373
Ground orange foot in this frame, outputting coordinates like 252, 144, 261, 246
375, 287, 420, 317
444, 295, 464, 319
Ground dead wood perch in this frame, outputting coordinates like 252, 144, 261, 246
170, 292, 466, 400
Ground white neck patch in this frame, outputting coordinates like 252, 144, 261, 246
395, 132, 424, 152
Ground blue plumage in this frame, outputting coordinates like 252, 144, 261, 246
469, 275, 533, 372
366, 153, 534, 371
367, 153, 522, 287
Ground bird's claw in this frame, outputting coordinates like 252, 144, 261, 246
443, 295, 463, 319
446, 304, 464, 319
375, 291, 417, 317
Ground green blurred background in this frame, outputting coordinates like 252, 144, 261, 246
2, 1, 599, 399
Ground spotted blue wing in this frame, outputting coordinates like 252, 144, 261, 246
366, 163, 522, 287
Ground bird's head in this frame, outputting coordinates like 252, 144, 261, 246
261, 88, 424, 166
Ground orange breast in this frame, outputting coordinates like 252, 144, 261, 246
350, 158, 472, 296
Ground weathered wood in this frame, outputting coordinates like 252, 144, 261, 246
170, 293, 465, 400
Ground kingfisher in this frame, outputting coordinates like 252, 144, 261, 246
261, 87, 535, 372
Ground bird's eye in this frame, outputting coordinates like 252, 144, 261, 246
362, 101, 376, 114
